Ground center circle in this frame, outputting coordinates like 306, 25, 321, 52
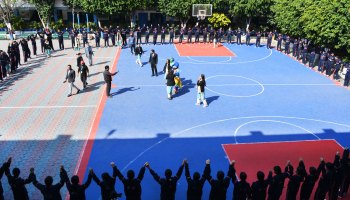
205, 75, 265, 98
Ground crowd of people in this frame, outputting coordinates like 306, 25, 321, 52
0, 148, 349, 200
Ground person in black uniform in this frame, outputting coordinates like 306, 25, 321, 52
19, 38, 30, 63
169, 28, 174, 44
203, 27, 208, 43
113, 162, 147, 200
339, 148, 350, 198
148, 49, 158, 76
121, 28, 127, 46
246, 30, 251, 45
82, 30, 88, 47
204, 159, 234, 200
308, 50, 316, 68
29, 34, 37, 56
184, 160, 206, 200
103, 65, 118, 98
79, 61, 89, 89
61, 166, 93, 200
344, 63, 350, 87
32, 169, 64, 200
145, 27, 150, 44
37, 30, 45, 53
188, 27, 193, 43
325, 53, 335, 76
146, 160, 185, 200
232, 165, 252, 200
70, 29, 76, 48
0, 158, 8, 200
314, 160, 335, 200
276, 34, 282, 51
0, 50, 9, 79
285, 161, 304, 200
236, 29, 242, 45
251, 171, 270, 200
57, 29, 64, 50
318, 51, 327, 72
160, 27, 166, 44
76, 53, 84, 70
292, 39, 299, 57
267, 32, 273, 49
267, 165, 289, 200
299, 159, 323, 200
297, 40, 303, 60
195, 27, 200, 43
332, 57, 342, 80
285, 36, 291, 54
45, 29, 54, 50
302, 44, 308, 64
91, 165, 122, 200
153, 28, 158, 45
256, 32, 261, 47
179, 28, 184, 44
109, 27, 116, 46
3, 158, 34, 200
136, 28, 142, 44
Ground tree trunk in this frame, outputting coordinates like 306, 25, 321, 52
37, 13, 46, 29
246, 17, 251, 32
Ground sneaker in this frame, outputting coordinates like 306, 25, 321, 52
203, 104, 208, 107
67, 94, 72, 97
195, 103, 200, 106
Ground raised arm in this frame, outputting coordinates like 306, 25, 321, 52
174, 160, 185, 181
137, 163, 147, 181
184, 161, 191, 181
82, 170, 93, 190
111, 162, 125, 182
229, 160, 237, 183
203, 159, 212, 183
90, 169, 102, 186
146, 163, 161, 184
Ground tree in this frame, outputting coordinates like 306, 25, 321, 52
0, 0, 24, 30
29, 0, 55, 28
270, 0, 305, 37
228, 0, 273, 30
299, 0, 350, 54
208, 13, 231, 28
64, 0, 152, 27
158, 0, 199, 28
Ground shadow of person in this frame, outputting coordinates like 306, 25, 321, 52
172, 78, 195, 98
111, 87, 140, 96
206, 95, 220, 105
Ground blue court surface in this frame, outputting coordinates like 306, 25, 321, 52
83, 43, 350, 199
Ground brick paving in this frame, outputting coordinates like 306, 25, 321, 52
0, 39, 118, 199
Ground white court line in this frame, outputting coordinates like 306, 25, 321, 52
233, 120, 321, 144
186, 56, 232, 63
223, 138, 340, 146
206, 75, 265, 98
52, 56, 112, 59
121, 115, 350, 171
0, 105, 97, 109
116, 83, 336, 87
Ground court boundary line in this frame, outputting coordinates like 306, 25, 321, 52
120, 115, 350, 171
233, 119, 321, 144
221, 138, 343, 147
0, 105, 97, 109
74, 47, 121, 178
115, 83, 337, 87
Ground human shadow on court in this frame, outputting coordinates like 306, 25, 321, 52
88, 71, 102, 78
172, 78, 194, 99
111, 87, 140, 96
50, 53, 67, 58
206, 95, 220, 105
93, 61, 110, 65
82, 80, 105, 93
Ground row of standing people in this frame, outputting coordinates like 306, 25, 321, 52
0, 148, 349, 200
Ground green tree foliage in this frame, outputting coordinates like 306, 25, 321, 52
272, 0, 350, 56
158, 0, 199, 27
208, 13, 231, 28
0, 0, 23, 30
29, 0, 55, 28
270, 0, 304, 37
229, 0, 272, 29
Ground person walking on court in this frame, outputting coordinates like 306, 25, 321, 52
149, 49, 158, 76
196, 74, 208, 107
64, 65, 80, 97
112, 161, 147, 200
79, 61, 89, 89
103, 65, 118, 98
84, 43, 93, 66
166, 69, 175, 100
184, 160, 206, 200
146, 160, 185, 200
134, 44, 143, 67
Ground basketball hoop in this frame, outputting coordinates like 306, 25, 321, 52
197, 15, 206, 21
193, 4, 212, 20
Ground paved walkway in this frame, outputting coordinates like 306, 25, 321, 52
0, 39, 118, 199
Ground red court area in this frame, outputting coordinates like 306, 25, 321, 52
223, 140, 343, 182
175, 43, 236, 56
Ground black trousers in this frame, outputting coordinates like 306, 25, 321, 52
106, 81, 111, 96
71, 38, 75, 48
32, 43, 37, 55
59, 39, 64, 50
151, 64, 158, 76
